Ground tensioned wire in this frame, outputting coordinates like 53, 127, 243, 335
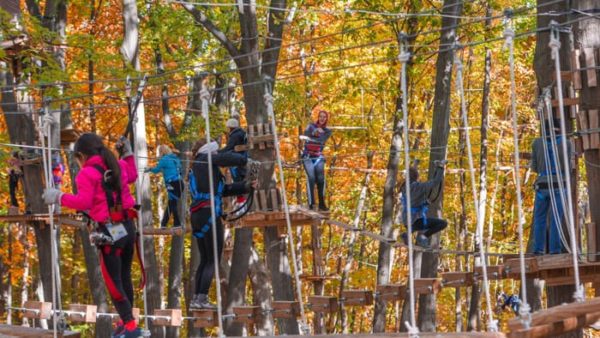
0, 11, 587, 116
0, 0, 567, 101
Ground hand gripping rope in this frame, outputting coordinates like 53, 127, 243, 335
264, 76, 311, 335
200, 84, 226, 337
39, 101, 66, 337
398, 35, 418, 338
548, 21, 583, 302
454, 47, 498, 332
504, 13, 531, 328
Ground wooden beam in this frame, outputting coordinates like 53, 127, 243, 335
441, 272, 474, 287
551, 97, 580, 107
583, 48, 597, 87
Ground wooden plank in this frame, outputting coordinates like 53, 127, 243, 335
552, 70, 573, 82
232, 306, 262, 325
441, 272, 474, 287
474, 265, 506, 280
67, 304, 97, 323
572, 49, 582, 90
308, 296, 338, 313
578, 110, 591, 150
584, 48, 597, 87
191, 309, 218, 328
270, 188, 279, 211
22, 301, 52, 320
414, 278, 442, 294
153, 309, 182, 327
551, 97, 579, 107
248, 125, 255, 150
588, 222, 597, 262
259, 189, 268, 211
0, 324, 80, 337
509, 312, 600, 338
508, 297, 600, 332
590, 109, 599, 149
341, 290, 374, 306
504, 257, 539, 275
376, 284, 406, 302
271, 301, 300, 319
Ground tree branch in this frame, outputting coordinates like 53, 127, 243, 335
181, 4, 239, 57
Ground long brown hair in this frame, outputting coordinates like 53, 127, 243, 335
74, 133, 121, 191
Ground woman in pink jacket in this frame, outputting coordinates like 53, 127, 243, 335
43, 133, 142, 338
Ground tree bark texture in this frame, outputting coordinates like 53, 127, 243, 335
419, 0, 463, 331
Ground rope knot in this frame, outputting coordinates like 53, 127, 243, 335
398, 51, 410, 63
503, 27, 515, 47
573, 285, 585, 302
200, 88, 211, 102
264, 93, 274, 105
405, 321, 419, 337
486, 319, 499, 332
548, 38, 561, 50
518, 302, 532, 329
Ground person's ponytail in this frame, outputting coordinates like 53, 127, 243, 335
99, 146, 122, 192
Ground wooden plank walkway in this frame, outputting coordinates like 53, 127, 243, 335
0, 324, 80, 337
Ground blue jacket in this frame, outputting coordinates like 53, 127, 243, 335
149, 153, 182, 183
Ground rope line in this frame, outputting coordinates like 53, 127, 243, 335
549, 22, 583, 301
398, 37, 418, 337
264, 78, 310, 335
454, 53, 497, 332
201, 85, 226, 337
504, 17, 531, 328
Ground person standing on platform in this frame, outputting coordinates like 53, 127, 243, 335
302, 110, 332, 211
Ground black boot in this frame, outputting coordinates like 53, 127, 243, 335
317, 182, 328, 211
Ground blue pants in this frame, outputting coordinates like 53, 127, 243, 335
532, 188, 565, 254
303, 156, 325, 206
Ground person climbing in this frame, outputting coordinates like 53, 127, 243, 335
530, 118, 573, 255
42, 133, 143, 338
302, 110, 332, 211
188, 138, 258, 309
398, 160, 448, 248
146, 145, 182, 228
7, 150, 22, 208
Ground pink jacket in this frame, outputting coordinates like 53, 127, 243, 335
61, 154, 138, 222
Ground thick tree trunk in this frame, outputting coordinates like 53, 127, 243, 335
419, 0, 463, 331
249, 246, 274, 335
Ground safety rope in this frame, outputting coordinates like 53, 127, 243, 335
454, 52, 498, 332
264, 77, 311, 335
39, 103, 64, 337
539, 90, 572, 252
398, 37, 418, 337
200, 86, 226, 337
504, 17, 531, 328
548, 22, 583, 301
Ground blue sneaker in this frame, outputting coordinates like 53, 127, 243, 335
115, 327, 143, 338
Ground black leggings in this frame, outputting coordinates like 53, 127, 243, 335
191, 208, 223, 295
9, 172, 19, 207
99, 220, 136, 323
161, 180, 182, 228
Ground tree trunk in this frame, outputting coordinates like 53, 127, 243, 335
419, 0, 463, 331
249, 246, 274, 336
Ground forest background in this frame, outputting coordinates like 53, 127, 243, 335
0, 0, 597, 337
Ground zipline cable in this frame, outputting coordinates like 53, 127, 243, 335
398, 35, 418, 337
548, 21, 583, 301
454, 50, 497, 332
504, 15, 531, 328
264, 76, 311, 335
201, 83, 226, 337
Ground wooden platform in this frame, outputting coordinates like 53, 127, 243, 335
232, 205, 329, 228
508, 297, 600, 338
504, 254, 600, 286
0, 324, 80, 337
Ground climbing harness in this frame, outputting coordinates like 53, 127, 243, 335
400, 190, 429, 226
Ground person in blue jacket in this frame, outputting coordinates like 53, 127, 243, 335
302, 110, 332, 211
146, 145, 183, 228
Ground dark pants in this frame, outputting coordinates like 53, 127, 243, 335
192, 208, 224, 295
9, 172, 19, 207
302, 156, 326, 207
410, 217, 448, 237
161, 180, 182, 228
98, 220, 136, 323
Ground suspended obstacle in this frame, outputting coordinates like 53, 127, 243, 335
233, 123, 276, 152
504, 253, 600, 286
0, 324, 81, 338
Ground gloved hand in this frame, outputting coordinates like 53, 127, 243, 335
434, 160, 448, 168
116, 136, 133, 158
42, 188, 62, 205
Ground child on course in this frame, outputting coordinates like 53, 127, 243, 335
146, 145, 182, 228
188, 138, 257, 309
42, 133, 143, 338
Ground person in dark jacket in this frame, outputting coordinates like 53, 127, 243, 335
302, 110, 332, 211
219, 118, 248, 183
188, 138, 257, 309
398, 160, 448, 248
146, 145, 183, 228
7, 151, 22, 208
530, 118, 572, 254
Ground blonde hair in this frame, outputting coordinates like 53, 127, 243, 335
158, 145, 173, 157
